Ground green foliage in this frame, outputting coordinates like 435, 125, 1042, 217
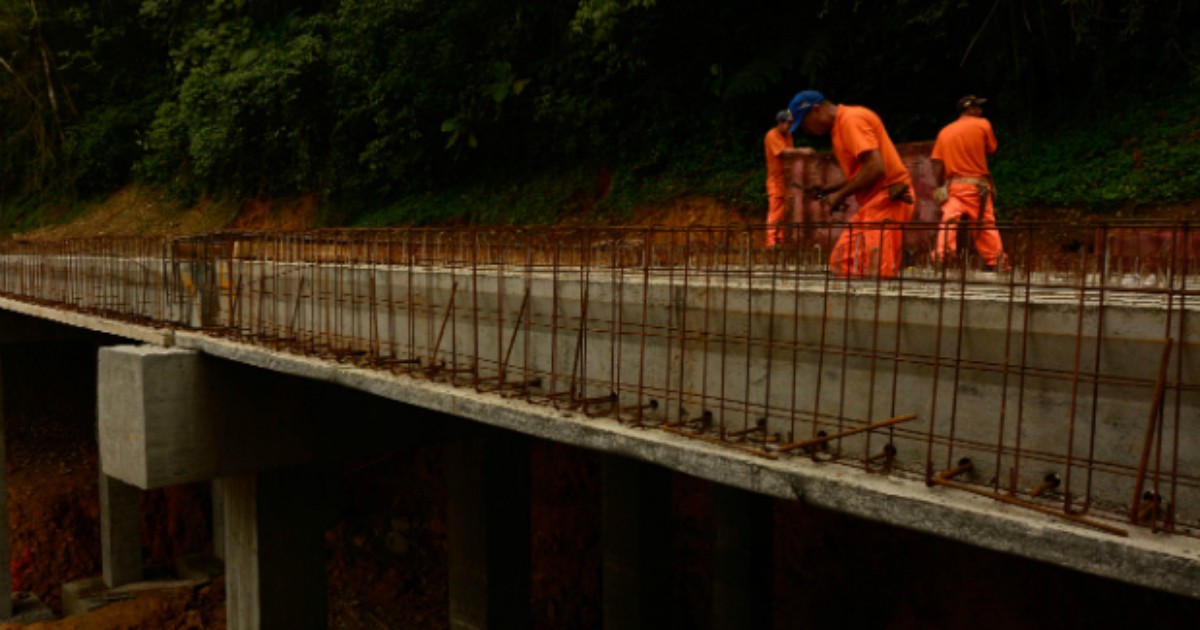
144, 9, 330, 198
994, 90, 1200, 213
1, 0, 1199, 227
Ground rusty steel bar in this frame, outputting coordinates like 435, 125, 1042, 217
778, 414, 918, 454
934, 459, 1129, 537
1130, 339, 1173, 523
1029, 473, 1061, 498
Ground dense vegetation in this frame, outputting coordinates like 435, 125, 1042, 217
1, 0, 1198, 227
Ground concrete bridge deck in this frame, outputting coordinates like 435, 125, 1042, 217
0, 224, 1197, 627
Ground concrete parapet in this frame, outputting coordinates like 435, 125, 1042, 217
181, 263, 1199, 525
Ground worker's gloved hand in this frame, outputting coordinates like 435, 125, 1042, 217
887, 182, 914, 204
931, 185, 949, 204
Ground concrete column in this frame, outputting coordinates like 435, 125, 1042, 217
223, 466, 328, 630
212, 480, 226, 561
712, 484, 773, 629
601, 454, 670, 630
446, 429, 531, 629
100, 473, 143, 587
0, 351, 11, 618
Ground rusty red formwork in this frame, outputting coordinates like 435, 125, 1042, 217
0, 220, 1197, 538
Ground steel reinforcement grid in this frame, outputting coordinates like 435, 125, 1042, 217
0, 220, 1196, 538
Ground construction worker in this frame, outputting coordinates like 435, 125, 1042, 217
764, 110, 814, 248
789, 90, 913, 278
930, 95, 1006, 269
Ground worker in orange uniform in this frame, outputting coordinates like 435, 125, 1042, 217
764, 109, 814, 248
930, 95, 1006, 270
789, 90, 914, 278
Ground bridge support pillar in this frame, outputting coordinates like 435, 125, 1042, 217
712, 484, 773, 629
100, 473, 143, 587
212, 480, 226, 561
446, 429, 531, 629
601, 454, 670, 630
222, 465, 329, 630
0, 351, 10, 618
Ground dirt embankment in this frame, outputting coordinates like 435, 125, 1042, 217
19, 187, 322, 240
17, 184, 751, 240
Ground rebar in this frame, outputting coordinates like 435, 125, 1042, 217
0, 220, 1197, 538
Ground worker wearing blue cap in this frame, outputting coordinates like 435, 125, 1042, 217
789, 90, 913, 278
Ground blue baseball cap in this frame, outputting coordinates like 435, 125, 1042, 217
788, 90, 825, 134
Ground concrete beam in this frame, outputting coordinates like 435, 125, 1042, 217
601, 454, 670, 630
0, 297, 169, 346
0, 311, 98, 345
212, 480, 226, 561
98, 344, 436, 490
98, 345, 324, 489
446, 429, 531, 629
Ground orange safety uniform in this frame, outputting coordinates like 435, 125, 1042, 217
828, 105, 913, 278
931, 115, 1005, 267
764, 127, 795, 247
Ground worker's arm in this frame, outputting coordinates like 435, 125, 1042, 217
782, 146, 816, 157
826, 149, 884, 210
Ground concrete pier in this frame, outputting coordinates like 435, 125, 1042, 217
99, 474, 143, 588
601, 454, 671, 630
0, 350, 10, 618
712, 485, 773, 629
223, 466, 329, 629
446, 429, 531, 629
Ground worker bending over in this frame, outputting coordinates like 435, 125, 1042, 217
790, 90, 913, 278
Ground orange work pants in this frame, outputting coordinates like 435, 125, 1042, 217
829, 191, 911, 278
935, 182, 1005, 267
766, 195, 791, 248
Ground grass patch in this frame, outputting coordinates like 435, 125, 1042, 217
994, 89, 1200, 215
